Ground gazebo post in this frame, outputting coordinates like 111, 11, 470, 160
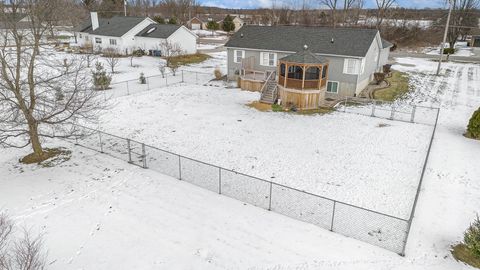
302, 64, 306, 90
284, 62, 288, 88
318, 64, 322, 90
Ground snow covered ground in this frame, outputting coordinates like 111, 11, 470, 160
1, 50, 479, 269
93, 83, 432, 219
424, 42, 474, 57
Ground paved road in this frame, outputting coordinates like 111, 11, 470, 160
390, 52, 480, 63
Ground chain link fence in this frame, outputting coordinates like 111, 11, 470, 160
63, 118, 444, 255
334, 97, 439, 126
98, 70, 214, 100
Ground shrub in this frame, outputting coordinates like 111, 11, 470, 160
466, 107, 480, 139
222, 15, 235, 32
374, 72, 386, 85
214, 68, 223, 80
464, 215, 480, 258
168, 17, 177, 25
92, 62, 112, 90
443, 47, 455, 54
206, 21, 220, 30
153, 15, 165, 24
132, 49, 145, 57
383, 64, 392, 74
139, 72, 146, 84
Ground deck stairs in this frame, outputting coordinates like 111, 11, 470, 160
260, 71, 278, 104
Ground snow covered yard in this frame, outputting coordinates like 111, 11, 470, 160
0, 143, 402, 270
92, 83, 433, 219
1, 53, 479, 269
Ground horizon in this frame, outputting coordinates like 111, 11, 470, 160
198, 0, 448, 10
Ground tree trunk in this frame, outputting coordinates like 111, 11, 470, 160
28, 119, 44, 159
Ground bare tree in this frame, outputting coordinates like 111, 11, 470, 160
160, 0, 199, 23
103, 48, 120, 73
320, 0, 339, 27
375, 0, 396, 29
446, 0, 479, 48
158, 62, 166, 78
0, 213, 47, 270
0, 0, 105, 162
159, 40, 183, 67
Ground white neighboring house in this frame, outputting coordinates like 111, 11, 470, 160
74, 12, 197, 55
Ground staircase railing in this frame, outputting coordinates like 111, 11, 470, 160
260, 71, 277, 99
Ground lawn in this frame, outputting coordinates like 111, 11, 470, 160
373, 71, 410, 101
169, 53, 211, 66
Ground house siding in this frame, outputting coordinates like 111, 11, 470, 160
227, 48, 359, 97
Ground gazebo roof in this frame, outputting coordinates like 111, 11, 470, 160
279, 47, 328, 65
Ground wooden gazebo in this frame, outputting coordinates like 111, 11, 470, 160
277, 47, 329, 110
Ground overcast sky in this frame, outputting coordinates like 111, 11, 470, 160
199, 0, 447, 9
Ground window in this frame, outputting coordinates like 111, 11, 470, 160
305, 67, 319, 80
95, 37, 102, 44
287, 66, 303, 79
260, 52, 277, 67
234, 50, 245, 63
343, 58, 360, 75
327, 81, 339, 93
322, 65, 328, 79
109, 39, 117, 45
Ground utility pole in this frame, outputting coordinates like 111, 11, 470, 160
436, 0, 453, 76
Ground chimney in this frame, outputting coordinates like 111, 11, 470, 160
91, 12, 99, 31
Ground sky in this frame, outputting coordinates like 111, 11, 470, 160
198, 0, 447, 10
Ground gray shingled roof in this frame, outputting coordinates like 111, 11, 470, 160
225, 25, 381, 57
77, 16, 146, 37
382, 38, 393, 49
136, 24, 181, 38
280, 49, 328, 64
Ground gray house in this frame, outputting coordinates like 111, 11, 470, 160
225, 25, 392, 104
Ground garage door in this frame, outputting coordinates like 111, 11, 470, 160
191, 23, 200, 30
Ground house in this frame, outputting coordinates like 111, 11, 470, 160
225, 25, 392, 109
188, 17, 203, 30
0, 13, 38, 46
187, 14, 244, 32
75, 12, 197, 55
230, 16, 245, 32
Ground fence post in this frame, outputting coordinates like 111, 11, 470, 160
142, 143, 147, 168
343, 97, 347, 112
181, 70, 184, 83
330, 201, 336, 231
371, 100, 376, 117
410, 105, 417, 123
147, 77, 150, 91
98, 131, 103, 153
127, 139, 132, 163
218, 167, 222, 194
268, 182, 273, 211
75, 136, 78, 145
178, 155, 182, 180
126, 80, 130, 95
389, 106, 395, 120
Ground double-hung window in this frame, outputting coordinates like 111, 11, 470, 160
234, 50, 245, 63
260, 52, 277, 67
327, 81, 339, 93
109, 39, 117, 46
95, 37, 102, 44
343, 58, 361, 75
